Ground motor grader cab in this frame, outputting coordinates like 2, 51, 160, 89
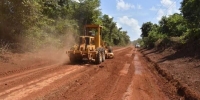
67, 24, 114, 64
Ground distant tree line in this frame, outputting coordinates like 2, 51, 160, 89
0, 0, 130, 51
140, 0, 200, 48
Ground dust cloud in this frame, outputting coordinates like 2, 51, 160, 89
17, 30, 78, 65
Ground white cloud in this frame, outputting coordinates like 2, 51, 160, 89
116, 23, 121, 28
116, 0, 135, 10
116, 0, 142, 11
152, 0, 180, 21
161, 0, 173, 7
157, 9, 165, 20
161, 0, 178, 15
150, 6, 157, 11
118, 16, 141, 40
108, 15, 112, 18
137, 4, 142, 9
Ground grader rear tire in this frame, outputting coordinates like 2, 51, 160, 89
96, 51, 102, 64
102, 51, 105, 62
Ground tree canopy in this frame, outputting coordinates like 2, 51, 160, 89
140, 22, 153, 37
0, 0, 130, 51
139, 0, 200, 48
140, 13, 187, 48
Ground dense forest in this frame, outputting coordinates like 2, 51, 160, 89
0, 0, 130, 52
138, 0, 200, 49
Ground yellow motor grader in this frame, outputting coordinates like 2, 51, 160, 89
67, 24, 114, 64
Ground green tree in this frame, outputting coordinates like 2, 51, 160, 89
113, 27, 122, 45
165, 13, 187, 36
140, 22, 153, 37
180, 0, 200, 40
159, 16, 169, 35
74, 0, 101, 25
101, 15, 115, 43
0, 0, 46, 42
0, 0, 131, 52
180, 0, 200, 28
100, 14, 130, 45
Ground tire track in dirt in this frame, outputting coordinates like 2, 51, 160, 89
107, 47, 134, 100
0, 63, 59, 85
0, 63, 67, 93
0, 64, 85, 100
113, 46, 130, 52
0, 61, 50, 77
40, 46, 134, 100
0, 47, 132, 100
122, 49, 169, 100
0, 46, 172, 100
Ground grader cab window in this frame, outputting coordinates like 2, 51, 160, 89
85, 37, 90, 45
79, 37, 85, 44
86, 28, 97, 36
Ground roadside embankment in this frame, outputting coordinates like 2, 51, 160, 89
140, 48, 200, 100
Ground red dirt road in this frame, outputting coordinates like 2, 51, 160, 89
0, 46, 171, 100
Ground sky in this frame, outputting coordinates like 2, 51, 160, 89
100, 0, 182, 41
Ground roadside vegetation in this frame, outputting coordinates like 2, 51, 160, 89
0, 0, 130, 53
138, 0, 200, 52
137, 1, 200, 99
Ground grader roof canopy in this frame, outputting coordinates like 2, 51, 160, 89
85, 24, 103, 28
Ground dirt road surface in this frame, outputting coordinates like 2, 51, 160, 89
0, 46, 172, 100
